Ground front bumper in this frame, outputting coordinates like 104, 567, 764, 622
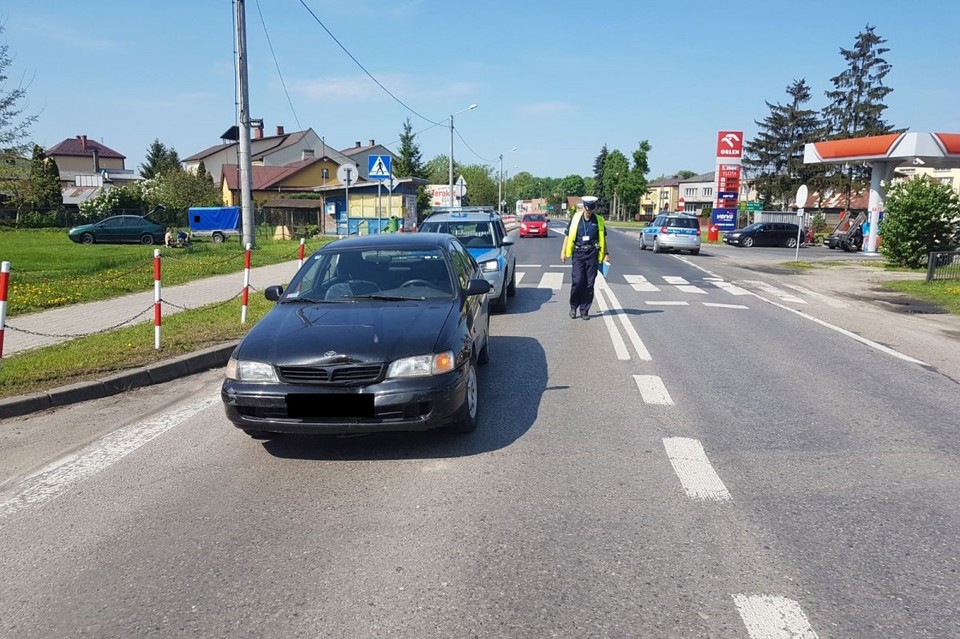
221, 367, 468, 434
520, 226, 548, 236
723, 236, 741, 245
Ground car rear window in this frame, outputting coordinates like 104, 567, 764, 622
667, 217, 698, 229
420, 221, 495, 249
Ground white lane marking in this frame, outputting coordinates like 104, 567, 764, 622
548, 264, 572, 268
593, 288, 630, 360
672, 254, 722, 278
596, 279, 653, 360
538, 272, 564, 290
703, 302, 749, 309
514, 272, 525, 286
633, 375, 673, 405
646, 301, 689, 306
675, 255, 925, 364
676, 285, 707, 295
751, 294, 927, 365
663, 276, 689, 284
740, 280, 807, 304
703, 277, 724, 281
662, 437, 732, 501
711, 280, 751, 296
517, 263, 541, 268
781, 283, 848, 308
624, 274, 661, 292
733, 595, 820, 639
0, 394, 221, 521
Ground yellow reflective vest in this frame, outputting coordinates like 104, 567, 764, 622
563, 211, 606, 263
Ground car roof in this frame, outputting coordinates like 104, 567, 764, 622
422, 211, 499, 222
320, 232, 453, 252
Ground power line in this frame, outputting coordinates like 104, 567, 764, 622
254, 0, 302, 132
297, 0, 442, 127
456, 128, 492, 164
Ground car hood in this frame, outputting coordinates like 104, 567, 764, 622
467, 247, 499, 263
235, 300, 456, 366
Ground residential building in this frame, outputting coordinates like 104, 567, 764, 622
640, 176, 681, 217
45, 135, 142, 207
678, 171, 715, 214
894, 166, 960, 193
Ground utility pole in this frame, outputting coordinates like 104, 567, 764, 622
235, 0, 255, 247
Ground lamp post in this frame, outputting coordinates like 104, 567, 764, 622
449, 103, 478, 207
497, 147, 518, 214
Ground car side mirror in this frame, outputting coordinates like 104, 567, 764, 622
501, 237, 515, 247
264, 285, 284, 301
465, 278, 492, 297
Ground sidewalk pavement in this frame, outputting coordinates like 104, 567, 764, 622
0, 260, 303, 419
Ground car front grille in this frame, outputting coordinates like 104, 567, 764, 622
277, 363, 385, 386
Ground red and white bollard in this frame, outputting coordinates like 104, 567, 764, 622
241, 243, 252, 324
298, 238, 306, 269
0, 261, 10, 358
153, 249, 162, 350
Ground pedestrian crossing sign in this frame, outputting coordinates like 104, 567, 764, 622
368, 155, 392, 180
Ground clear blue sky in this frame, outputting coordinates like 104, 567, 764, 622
7, 0, 960, 180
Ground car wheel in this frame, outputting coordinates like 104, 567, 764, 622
492, 282, 508, 312
742, 237, 754, 248
786, 236, 798, 248
80, 233, 95, 245
447, 362, 479, 434
243, 429, 272, 439
652, 237, 661, 253
689, 248, 700, 255
140, 234, 155, 245
639, 236, 646, 250
212, 232, 225, 243
506, 268, 517, 297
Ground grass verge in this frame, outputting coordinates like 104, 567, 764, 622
881, 280, 960, 315
0, 295, 271, 398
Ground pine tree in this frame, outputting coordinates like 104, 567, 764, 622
743, 79, 826, 208
822, 25, 899, 207
140, 139, 182, 179
393, 118, 425, 179
592, 144, 609, 214
196, 160, 214, 185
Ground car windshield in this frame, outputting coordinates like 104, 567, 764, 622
420, 221, 496, 249
282, 247, 455, 302
523, 214, 545, 222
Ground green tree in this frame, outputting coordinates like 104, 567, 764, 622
79, 183, 149, 219
393, 118, 425, 179
743, 79, 826, 209
592, 144, 609, 213
0, 24, 39, 184
511, 171, 540, 200
602, 150, 629, 220
675, 170, 697, 179
822, 25, 899, 208
458, 164, 498, 207
880, 176, 960, 268
423, 155, 450, 185
196, 160, 214, 185
559, 174, 586, 197
140, 139, 182, 179
29, 144, 62, 209
618, 140, 652, 218
145, 168, 223, 213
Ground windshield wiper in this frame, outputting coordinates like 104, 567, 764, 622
347, 294, 425, 301
280, 297, 348, 304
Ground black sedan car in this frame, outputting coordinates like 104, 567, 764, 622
221, 233, 492, 439
723, 222, 803, 248
67, 214, 167, 245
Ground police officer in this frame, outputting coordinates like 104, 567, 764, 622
560, 195, 609, 319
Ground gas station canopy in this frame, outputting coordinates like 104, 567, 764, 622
804, 132, 960, 169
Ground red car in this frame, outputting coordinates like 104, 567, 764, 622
519, 213, 549, 238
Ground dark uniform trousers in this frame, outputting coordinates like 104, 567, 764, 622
570, 247, 598, 314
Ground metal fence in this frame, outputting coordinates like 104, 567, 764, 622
926, 251, 960, 281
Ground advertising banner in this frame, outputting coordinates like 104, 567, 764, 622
711, 208, 737, 231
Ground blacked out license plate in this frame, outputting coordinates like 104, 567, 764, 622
286, 394, 375, 419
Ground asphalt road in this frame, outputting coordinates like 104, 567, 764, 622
0, 224, 957, 638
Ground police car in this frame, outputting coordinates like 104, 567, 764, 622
639, 213, 702, 255
418, 207, 517, 312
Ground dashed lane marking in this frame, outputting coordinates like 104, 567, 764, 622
593, 288, 631, 360
740, 280, 807, 304
633, 375, 674, 405
645, 301, 689, 306
597, 280, 653, 360
514, 272, 525, 286
711, 281, 751, 296
517, 263, 541, 268
624, 274, 661, 292
663, 276, 689, 284
703, 302, 749, 309
538, 272, 564, 291
733, 595, 820, 639
662, 437, 732, 502
675, 285, 707, 295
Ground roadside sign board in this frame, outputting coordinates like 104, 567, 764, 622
711, 208, 737, 231
368, 155, 392, 180
746, 201, 762, 211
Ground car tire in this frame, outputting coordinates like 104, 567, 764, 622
742, 237, 754, 248
492, 282, 508, 312
447, 362, 478, 434
243, 429, 272, 439
639, 236, 646, 250
80, 233, 95, 245
652, 238, 661, 253
786, 236, 798, 248
506, 268, 517, 297
212, 232, 225, 243
140, 234, 155, 246
689, 248, 700, 255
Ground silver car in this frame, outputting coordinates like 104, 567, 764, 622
639, 214, 702, 255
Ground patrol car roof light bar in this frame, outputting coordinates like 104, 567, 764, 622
449, 104, 478, 208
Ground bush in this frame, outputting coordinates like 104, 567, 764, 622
880, 177, 960, 268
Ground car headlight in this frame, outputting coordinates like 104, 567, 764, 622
480, 259, 501, 272
386, 351, 456, 378
225, 357, 278, 382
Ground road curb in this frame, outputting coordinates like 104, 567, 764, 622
0, 342, 238, 420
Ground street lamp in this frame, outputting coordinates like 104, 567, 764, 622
498, 147, 518, 214
449, 103, 478, 207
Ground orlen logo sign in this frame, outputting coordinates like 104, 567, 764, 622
716, 131, 743, 158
